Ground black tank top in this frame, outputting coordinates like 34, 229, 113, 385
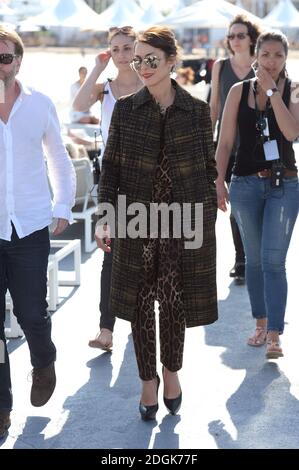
233, 79, 297, 176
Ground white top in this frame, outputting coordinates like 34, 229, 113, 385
100, 80, 116, 148
70, 81, 91, 123
0, 80, 76, 241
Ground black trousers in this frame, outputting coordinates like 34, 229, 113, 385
0, 226, 56, 411
99, 239, 115, 332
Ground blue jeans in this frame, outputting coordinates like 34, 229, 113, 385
0, 226, 56, 411
230, 175, 299, 333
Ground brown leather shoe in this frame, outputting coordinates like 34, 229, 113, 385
0, 410, 11, 439
30, 362, 56, 407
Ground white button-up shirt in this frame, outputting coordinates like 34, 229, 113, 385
0, 81, 76, 241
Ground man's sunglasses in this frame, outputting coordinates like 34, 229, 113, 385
227, 33, 248, 41
0, 53, 19, 64
131, 56, 161, 71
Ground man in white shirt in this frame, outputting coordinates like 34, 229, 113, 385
0, 26, 76, 439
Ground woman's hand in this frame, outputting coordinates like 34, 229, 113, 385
94, 223, 112, 253
95, 50, 111, 70
256, 65, 276, 94
216, 179, 229, 212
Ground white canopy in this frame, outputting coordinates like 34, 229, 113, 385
18, 0, 102, 30
137, 3, 164, 30
162, 0, 263, 29
0, 4, 15, 16
0, 2, 17, 23
264, 0, 299, 28
87, 0, 143, 31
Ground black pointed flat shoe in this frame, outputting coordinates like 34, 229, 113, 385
139, 375, 160, 421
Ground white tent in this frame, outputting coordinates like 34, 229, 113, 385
18, 0, 102, 30
162, 0, 263, 29
87, 0, 143, 31
264, 0, 299, 28
0, 2, 17, 23
137, 3, 164, 30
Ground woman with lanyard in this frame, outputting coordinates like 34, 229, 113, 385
210, 15, 261, 285
73, 26, 142, 351
216, 31, 299, 359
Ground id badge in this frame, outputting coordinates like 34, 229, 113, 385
263, 139, 279, 161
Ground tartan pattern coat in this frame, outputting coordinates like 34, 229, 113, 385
98, 80, 218, 328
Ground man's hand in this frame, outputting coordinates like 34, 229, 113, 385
52, 218, 69, 236
95, 223, 112, 253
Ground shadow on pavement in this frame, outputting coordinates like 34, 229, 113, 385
205, 281, 299, 449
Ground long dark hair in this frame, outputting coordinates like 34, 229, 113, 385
256, 30, 289, 78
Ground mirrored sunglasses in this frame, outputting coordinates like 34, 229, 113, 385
131, 56, 161, 71
0, 53, 18, 64
227, 33, 248, 41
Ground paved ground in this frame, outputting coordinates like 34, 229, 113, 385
1, 150, 299, 449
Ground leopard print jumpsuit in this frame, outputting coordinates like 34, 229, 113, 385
131, 107, 186, 381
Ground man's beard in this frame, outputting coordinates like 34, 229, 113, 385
0, 66, 17, 88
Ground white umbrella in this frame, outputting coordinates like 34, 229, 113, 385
84, 0, 143, 32
136, 3, 164, 30
18, 0, 103, 30
263, 0, 299, 28
162, 0, 263, 29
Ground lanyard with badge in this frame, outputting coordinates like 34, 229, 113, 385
253, 80, 283, 188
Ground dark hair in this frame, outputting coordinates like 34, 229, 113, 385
108, 26, 137, 44
136, 26, 180, 60
226, 14, 261, 56
256, 30, 289, 56
78, 66, 87, 73
256, 30, 289, 78
0, 25, 24, 57
176, 67, 195, 85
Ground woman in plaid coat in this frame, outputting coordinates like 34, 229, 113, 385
97, 26, 218, 420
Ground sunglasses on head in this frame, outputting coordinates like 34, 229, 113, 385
0, 53, 18, 64
227, 33, 248, 40
131, 55, 161, 71
109, 26, 133, 34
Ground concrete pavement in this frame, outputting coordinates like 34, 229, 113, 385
1, 175, 299, 449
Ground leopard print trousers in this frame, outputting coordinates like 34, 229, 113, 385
131, 148, 185, 381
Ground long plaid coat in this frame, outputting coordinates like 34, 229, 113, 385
98, 81, 218, 328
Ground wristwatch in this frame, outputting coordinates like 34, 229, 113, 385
266, 87, 278, 97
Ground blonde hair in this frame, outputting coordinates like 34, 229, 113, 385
0, 25, 24, 57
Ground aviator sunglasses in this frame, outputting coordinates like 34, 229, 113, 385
0, 53, 19, 64
227, 33, 248, 40
131, 55, 161, 71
